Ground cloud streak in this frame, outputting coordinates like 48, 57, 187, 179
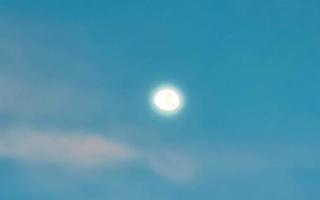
0, 132, 136, 166
0, 128, 197, 183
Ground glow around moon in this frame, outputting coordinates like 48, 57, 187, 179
152, 86, 183, 114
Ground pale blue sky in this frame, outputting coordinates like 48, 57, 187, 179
0, 1, 320, 200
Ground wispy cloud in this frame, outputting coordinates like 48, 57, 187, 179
0, 126, 319, 184
146, 151, 196, 182
0, 128, 197, 182
0, 131, 136, 166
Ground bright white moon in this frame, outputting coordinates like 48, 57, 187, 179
154, 88, 181, 112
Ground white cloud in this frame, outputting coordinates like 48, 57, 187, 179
0, 128, 197, 183
0, 130, 137, 166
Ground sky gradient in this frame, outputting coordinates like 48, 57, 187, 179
0, 0, 320, 200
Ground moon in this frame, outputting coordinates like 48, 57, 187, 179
153, 88, 181, 112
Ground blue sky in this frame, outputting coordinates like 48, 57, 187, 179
0, 0, 320, 199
